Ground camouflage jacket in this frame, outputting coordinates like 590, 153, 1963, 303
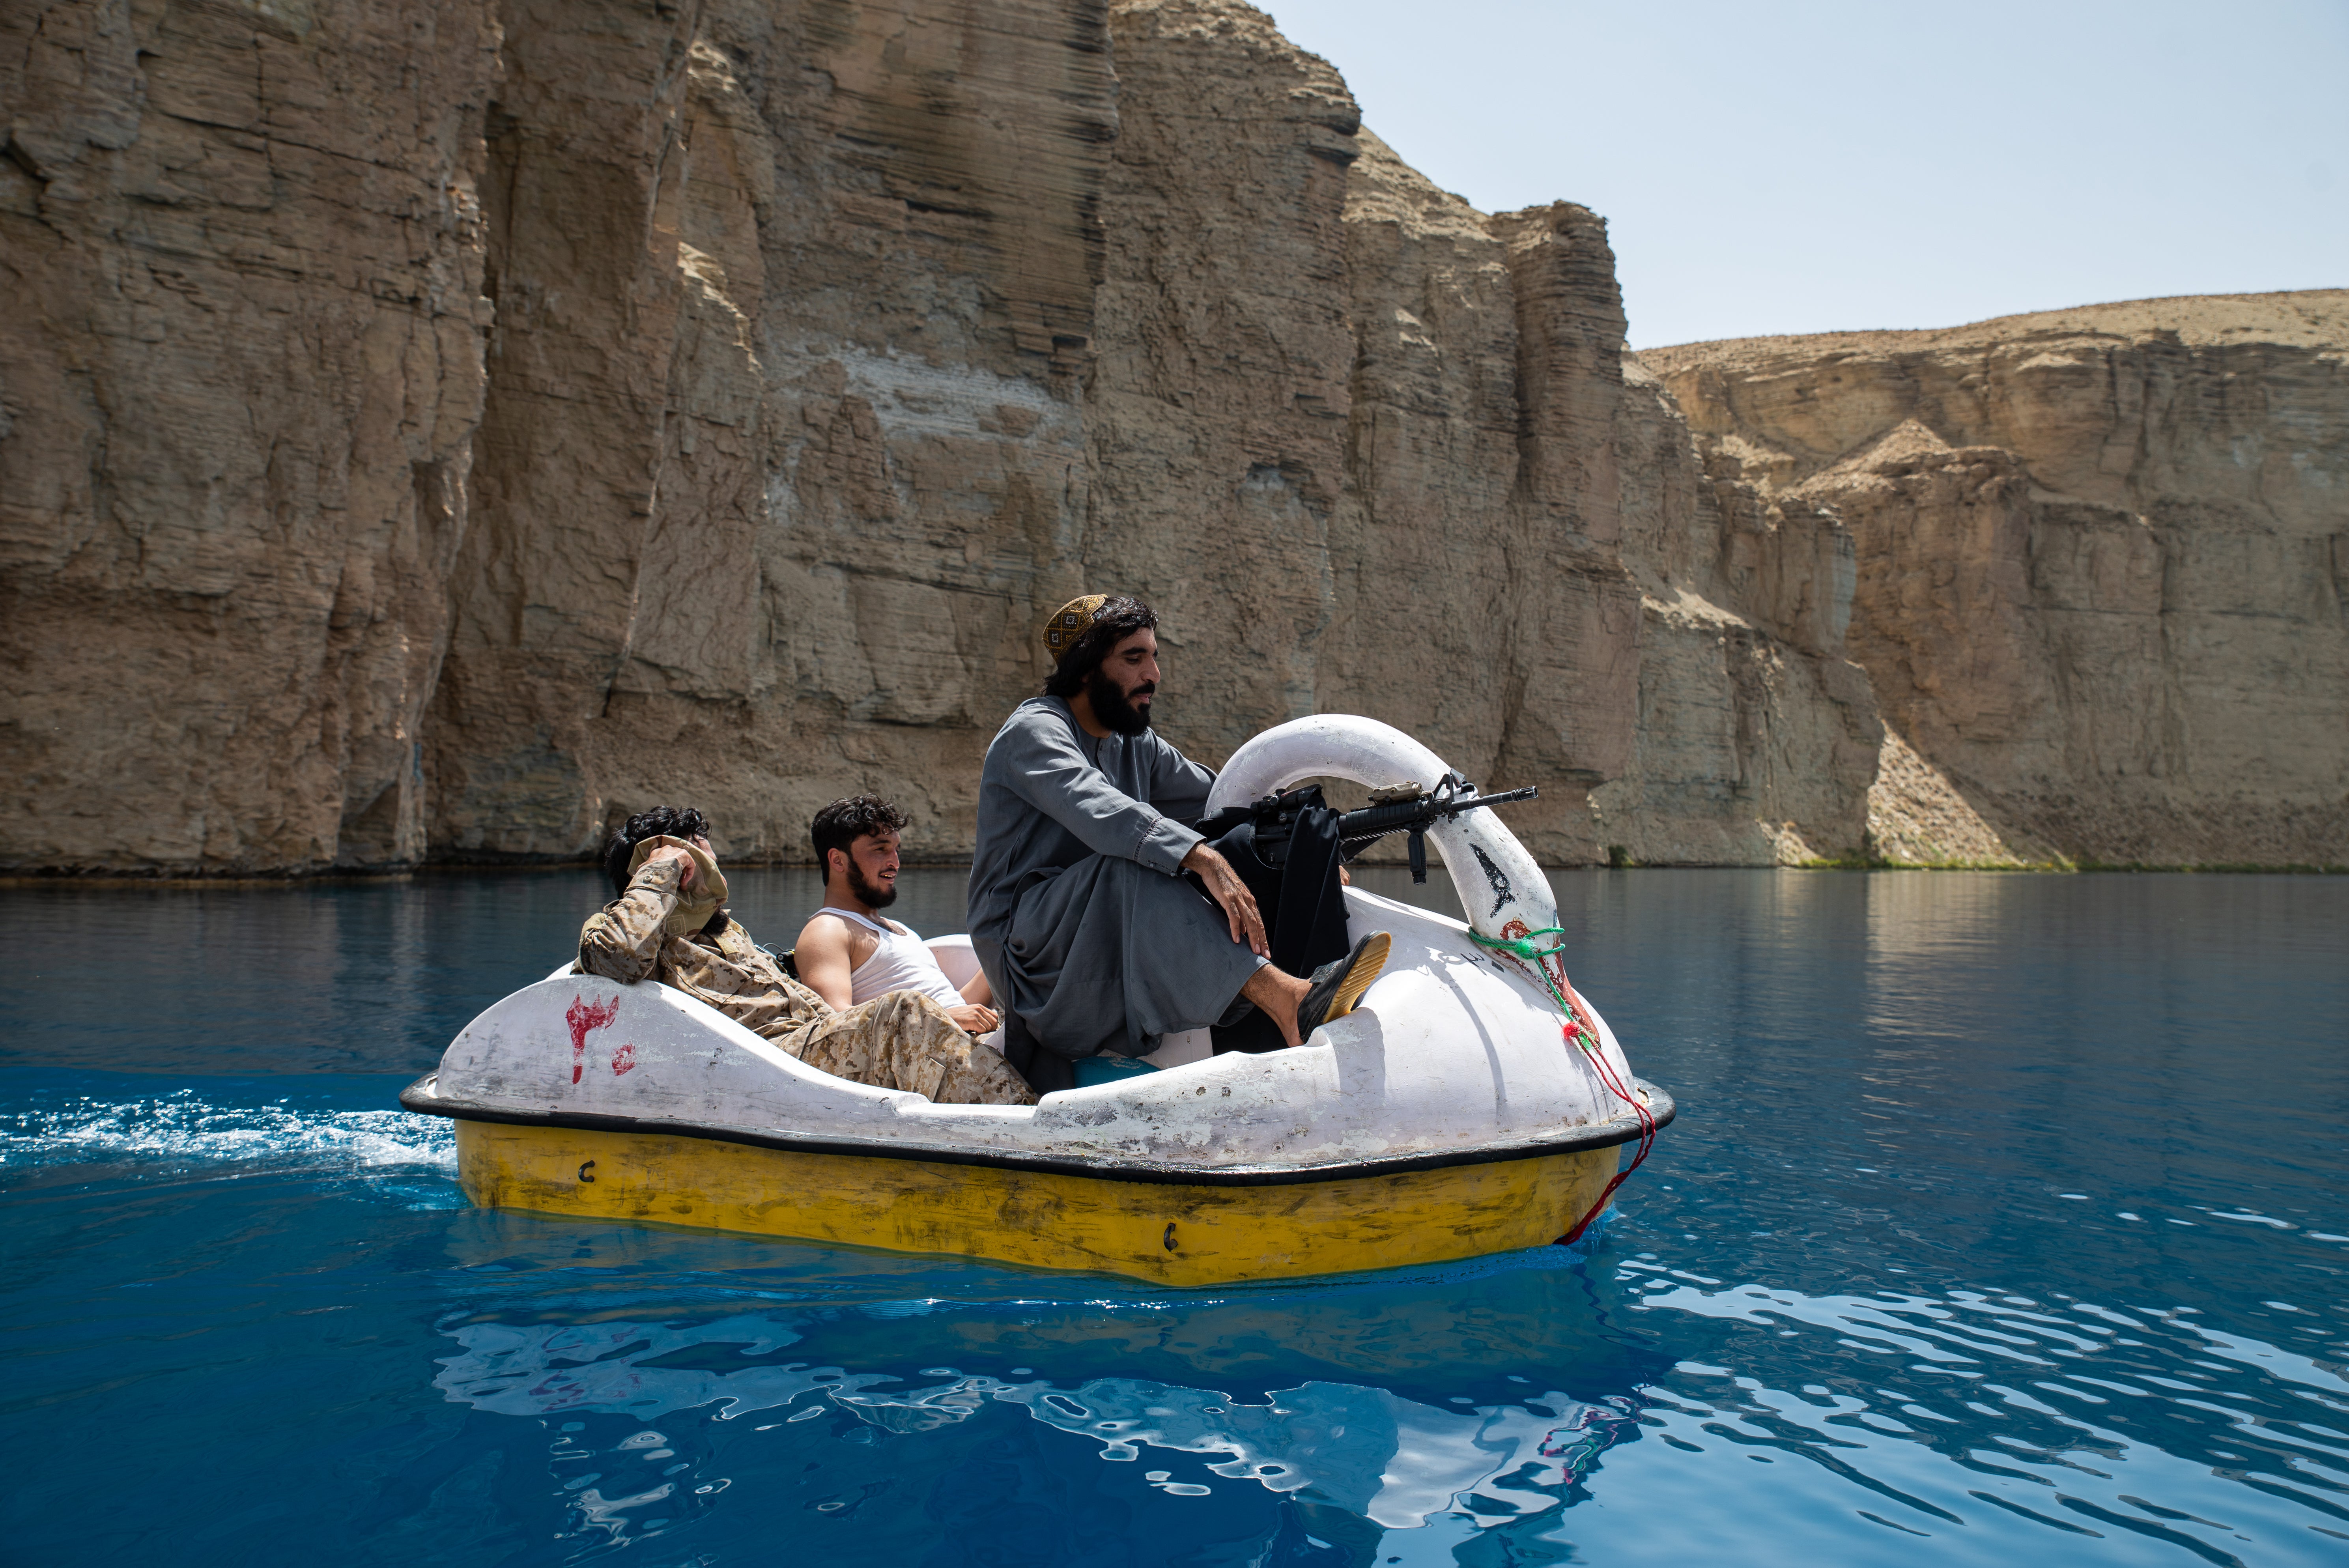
577, 857, 832, 1044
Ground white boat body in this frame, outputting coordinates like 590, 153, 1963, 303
404, 717, 1667, 1177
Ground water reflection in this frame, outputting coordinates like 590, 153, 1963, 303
0, 871, 617, 1075
417, 1216, 1671, 1563
407, 1207, 2349, 1565
435, 1314, 1637, 1543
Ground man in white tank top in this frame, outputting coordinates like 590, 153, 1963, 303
794, 796, 1002, 1038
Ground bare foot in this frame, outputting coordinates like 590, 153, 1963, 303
1240, 965, 1312, 1047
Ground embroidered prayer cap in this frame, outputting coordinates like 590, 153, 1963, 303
1041, 594, 1110, 665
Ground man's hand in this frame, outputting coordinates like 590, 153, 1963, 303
1182, 842, 1268, 958
947, 1002, 1000, 1035
645, 842, 697, 891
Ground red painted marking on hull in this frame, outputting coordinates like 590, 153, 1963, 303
566, 994, 620, 1085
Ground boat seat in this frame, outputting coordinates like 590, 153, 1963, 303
926, 934, 981, 990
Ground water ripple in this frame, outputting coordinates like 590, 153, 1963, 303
1621, 1269, 2349, 1561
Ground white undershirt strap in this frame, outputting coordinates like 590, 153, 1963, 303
818, 906, 903, 938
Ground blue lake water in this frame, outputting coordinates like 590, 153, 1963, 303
4, 867, 2346, 1566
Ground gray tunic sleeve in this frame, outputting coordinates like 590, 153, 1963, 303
1142, 731, 1218, 822
998, 709, 1203, 876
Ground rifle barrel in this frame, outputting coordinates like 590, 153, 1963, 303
1335, 783, 1540, 843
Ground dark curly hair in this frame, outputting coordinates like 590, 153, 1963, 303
602, 804, 711, 898
811, 794, 908, 875
1042, 595, 1157, 698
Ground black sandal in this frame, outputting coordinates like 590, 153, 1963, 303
1296, 932, 1392, 1037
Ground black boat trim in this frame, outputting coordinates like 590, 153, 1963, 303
399, 1074, 1677, 1188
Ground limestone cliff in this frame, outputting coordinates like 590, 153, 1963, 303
4, 0, 496, 870
6, 0, 2331, 875
1595, 352, 1880, 865
1644, 293, 2349, 867
426, 0, 1121, 865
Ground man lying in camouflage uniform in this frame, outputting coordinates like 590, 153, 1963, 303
577, 805, 1035, 1107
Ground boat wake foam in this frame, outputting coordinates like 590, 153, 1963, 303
0, 1089, 456, 1179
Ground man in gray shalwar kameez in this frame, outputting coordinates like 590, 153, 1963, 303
968, 594, 1390, 1094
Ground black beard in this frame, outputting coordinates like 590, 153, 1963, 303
1087, 666, 1155, 736
847, 863, 898, 909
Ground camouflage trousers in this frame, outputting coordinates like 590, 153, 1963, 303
775, 990, 1036, 1107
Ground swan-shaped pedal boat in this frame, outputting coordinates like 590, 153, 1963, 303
399, 716, 1675, 1285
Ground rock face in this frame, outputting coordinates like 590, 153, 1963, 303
4, 0, 2335, 874
426, 0, 1121, 864
3, 0, 497, 871
1645, 293, 2349, 867
1595, 353, 1880, 865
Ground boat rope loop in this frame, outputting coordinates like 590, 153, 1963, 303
1469, 925, 1658, 1245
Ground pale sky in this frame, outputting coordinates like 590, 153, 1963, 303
1260, 0, 2349, 348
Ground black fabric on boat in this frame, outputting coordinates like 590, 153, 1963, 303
1193, 786, 1353, 1055
998, 1006, 1073, 1095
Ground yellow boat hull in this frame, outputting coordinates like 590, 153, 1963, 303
455, 1120, 1621, 1286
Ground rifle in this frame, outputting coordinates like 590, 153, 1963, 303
1233, 773, 1541, 884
